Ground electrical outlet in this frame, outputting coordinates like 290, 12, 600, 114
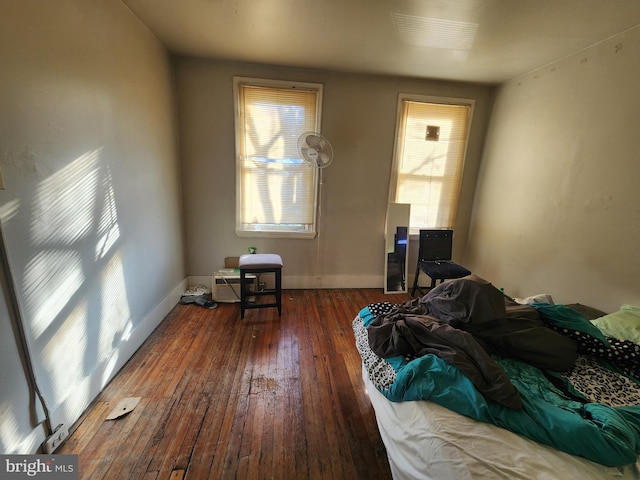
43, 424, 69, 454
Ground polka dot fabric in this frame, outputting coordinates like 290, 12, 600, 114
548, 324, 640, 380
367, 301, 394, 318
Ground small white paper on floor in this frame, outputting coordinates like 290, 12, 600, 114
106, 397, 142, 420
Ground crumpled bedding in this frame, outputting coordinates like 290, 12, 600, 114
367, 307, 523, 410
357, 276, 640, 467
367, 275, 577, 409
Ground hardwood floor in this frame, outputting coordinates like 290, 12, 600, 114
58, 289, 412, 480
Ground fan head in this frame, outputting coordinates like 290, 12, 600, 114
298, 132, 333, 168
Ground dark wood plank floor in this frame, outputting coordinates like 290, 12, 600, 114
59, 288, 412, 480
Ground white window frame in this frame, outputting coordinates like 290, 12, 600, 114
233, 77, 323, 239
388, 93, 475, 236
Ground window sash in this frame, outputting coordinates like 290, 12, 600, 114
390, 96, 472, 234
234, 78, 322, 238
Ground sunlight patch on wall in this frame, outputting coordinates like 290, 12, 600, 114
95, 166, 120, 261
41, 299, 88, 410
24, 149, 106, 339
0, 199, 21, 226
16, 144, 135, 425
24, 249, 84, 339
98, 253, 132, 364
29, 149, 101, 247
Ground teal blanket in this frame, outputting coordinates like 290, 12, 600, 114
356, 305, 640, 467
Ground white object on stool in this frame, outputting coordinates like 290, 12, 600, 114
239, 253, 283, 268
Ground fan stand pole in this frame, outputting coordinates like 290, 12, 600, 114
315, 167, 324, 287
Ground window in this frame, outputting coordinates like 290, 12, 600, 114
389, 95, 473, 235
233, 77, 322, 238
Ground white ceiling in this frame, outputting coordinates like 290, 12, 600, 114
123, 0, 640, 84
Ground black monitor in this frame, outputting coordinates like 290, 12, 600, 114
420, 229, 453, 261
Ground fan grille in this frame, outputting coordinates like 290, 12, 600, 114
298, 132, 333, 168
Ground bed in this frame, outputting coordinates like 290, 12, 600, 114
354, 275, 640, 479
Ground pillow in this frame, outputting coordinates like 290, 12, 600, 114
514, 293, 554, 305
565, 303, 607, 321
591, 304, 640, 344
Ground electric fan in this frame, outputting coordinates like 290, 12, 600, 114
297, 132, 333, 168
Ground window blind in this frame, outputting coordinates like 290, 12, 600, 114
393, 99, 470, 232
235, 82, 321, 236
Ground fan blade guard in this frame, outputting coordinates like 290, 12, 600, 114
298, 132, 333, 168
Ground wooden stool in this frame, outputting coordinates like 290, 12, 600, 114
239, 253, 283, 319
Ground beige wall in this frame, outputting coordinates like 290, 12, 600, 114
467, 27, 640, 313
175, 58, 494, 288
0, 0, 185, 453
